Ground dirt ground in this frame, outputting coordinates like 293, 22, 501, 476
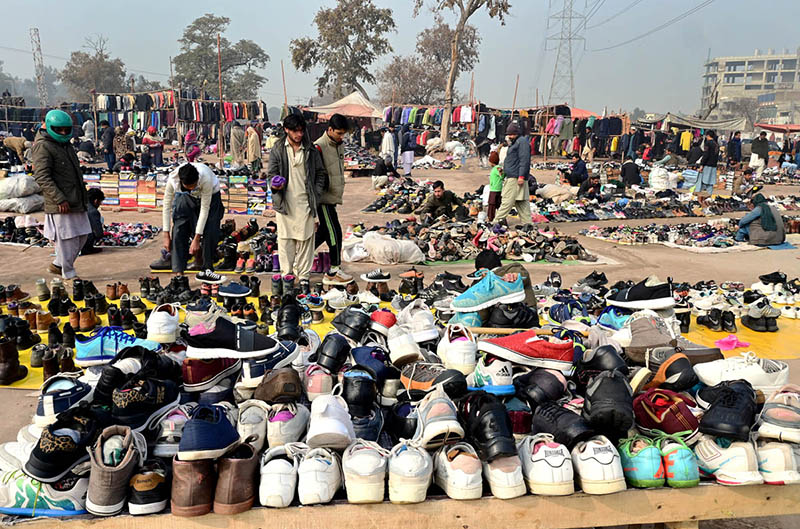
1, 154, 798, 527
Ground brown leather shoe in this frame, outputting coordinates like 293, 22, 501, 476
243, 303, 258, 322
117, 283, 130, 297
48, 263, 62, 276
106, 283, 119, 300
79, 307, 98, 332
68, 307, 80, 330
57, 345, 78, 374
0, 337, 28, 385
254, 368, 302, 403
36, 311, 58, 334
171, 457, 215, 517
23, 309, 37, 331
6, 285, 30, 303
213, 444, 258, 514
41, 347, 59, 381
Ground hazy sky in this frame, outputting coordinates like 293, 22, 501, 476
2, 0, 798, 115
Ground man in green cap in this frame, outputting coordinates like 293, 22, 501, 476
32, 109, 90, 279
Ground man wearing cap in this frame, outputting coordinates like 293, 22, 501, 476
494, 122, 532, 223
750, 131, 770, 179
32, 110, 90, 279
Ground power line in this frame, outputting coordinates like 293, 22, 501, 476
569, 0, 605, 39
0, 44, 170, 77
587, 0, 646, 29
591, 0, 715, 52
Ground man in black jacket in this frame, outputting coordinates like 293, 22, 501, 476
750, 131, 770, 178
99, 120, 115, 171
698, 130, 719, 194
267, 114, 327, 292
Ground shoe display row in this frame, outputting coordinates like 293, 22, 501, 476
0, 217, 159, 248
582, 220, 742, 249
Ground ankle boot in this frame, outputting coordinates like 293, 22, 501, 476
94, 293, 109, 315
72, 279, 84, 302
57, 345, 78, 374
83, 280, 98, 297
0, 337, 28, 385
79, 308, 98, 332
107, 306, 123, 328
121, 308, 136, 330
106, 283, 119, 301
59, 297, 76, 317
677, 311, 690, 334
283, 275, 296, 297
48, 322, 63, 347
117, 283, 130, 298
30, 344, 48, 368
217, 245, 238, 272
249, 277, 261, 298
35, 278, 50, 301
15, 320, 41, 349
41, 348, 59, 382
271, 274, 283, 297
61, 323, 76, 348
139, 277, 151, 299
133, 322, 147, 339
272, 253, 280, 272
23, 309, 37, 331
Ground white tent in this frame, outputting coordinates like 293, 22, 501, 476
306, 91, 383, 119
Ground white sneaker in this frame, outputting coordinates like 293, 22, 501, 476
293, 330, 321, 378
757, 384, 800, 443
259, 442, 306, 508
0, 440, 35, 472
397, 299, 439, 343
342, 440, 390, 503
437, 324, 477, 375
387, 324, 423, 367
757, 441, 800, 485
152, 403, 197, 458
268, 403, 310, 447
297, 447, 342, 505
412, 384, 464, 449
305, 394, 355, 449
304, 364, 334, 401
433, 442, 483, 500
781, 305, 798, 319
357, 290, 381, 305
236, 400, 270, 452
751, 281, 775, 294
694, 435, 763, 485
482, 454, 526, 499
571, 435, 626, 494
184, 301, 230, 329
466, 355, 515, 395
388, 440, 432, 504
517, 433, 575, 495
694, 352, 789, 398
146, 303, 180, 343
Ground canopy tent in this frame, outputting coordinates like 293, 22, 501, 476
571, 108, 599, 119
754, 123, 800, 133
306, 91, 383, 119
636, 113, 748, 131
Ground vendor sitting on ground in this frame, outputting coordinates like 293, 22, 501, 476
81, 188, 105, 255
653, 148, 677, 167
732, 168, 754, 196
559, 153, 588, 186
112, 152, 135, 172
577, 172, 602, 199
620, 155, 641, 187
736, 193, 785, 246
420, 180, 464, 218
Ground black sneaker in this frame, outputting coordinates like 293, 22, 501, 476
276, 303, 302, 342
573, 344, 628, 392
581, 370, 634, 437
183, 318, 280, 358
607, 276, 672, 309
513, 368, 568, 408
107, 305, 123, 327
196, 269, 225, 284
360, 269, 391, 283
487, 302, 540, 328
128, 458, 170, 515
721, 310, 737, 333
759, 271, 787, 285
456, 391, 517, 461
742, 290, 763, 304
645, 347, 698, 392
741, 315, 768, 332
699, 381, 757, 441
342, 366, 378, 418
61, 323, 76, 348
25, 404, 101, 482
696, 308, 722, 331
111, 374, 180, 431
532, 400, 594, 450
575, 270, 608, 289
316, 333, 351, 374
332, 306, 372, 343
386, 401, 417, 442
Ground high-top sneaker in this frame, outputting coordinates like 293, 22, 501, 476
217, 245, 238, 272
271, 275, 283, 297
283, 275, 296, 297
0, 337, 28, 385
249, 277, 261, 298
35, 279, 51, 302
138, 277, 150, 299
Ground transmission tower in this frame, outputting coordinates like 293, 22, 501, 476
546, 0, 585, 107
30, 28, 49, 107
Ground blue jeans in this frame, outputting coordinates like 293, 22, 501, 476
735, 225, 749, 242
699, 166, 717, 193
104, 152, 116, 171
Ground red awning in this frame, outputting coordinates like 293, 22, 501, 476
571, 108, 599, 119
755, 123, 800, 133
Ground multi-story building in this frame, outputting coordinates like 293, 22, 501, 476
701, 48, 800, 125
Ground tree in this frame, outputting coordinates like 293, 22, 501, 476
59, 35, 127, 100
721, 97, 759, 126
629, 107, 646, 122
413, 0, 510, 148
173, 14, 269, 100
377, 20, 479, 105
130, 75, 164, 92
290, 0, 396, 98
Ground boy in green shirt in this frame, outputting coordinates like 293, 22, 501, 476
487, 150, 503, 221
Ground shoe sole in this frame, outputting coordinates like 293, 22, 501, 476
86, 497, 125, 516
360, 275, 390, 283
450, 290, 526, 312
419, 419, 465, 449
24, 453, 90, 483
388, 473, 429, 504
758, 422, 800, 443
186, 342, 280, 359
435, 474, 483, 500
477, 341, 573, 373
322, 278, 353, 287
197, 277, 227, 285
128, 499, 168, 515
0, 507, 86, 517
486, 477, 526, 499
306, 419, 352, 450
606, 297, 675, 310
177, 438, 240, 461
576, 476, 626, 494
525, 478, 574, 496
467, 384, 515, 395
170, 501, 212, 517
343, 471, 386, 503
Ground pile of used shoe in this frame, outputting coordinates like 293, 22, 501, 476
351, 219, 597, 263
361, 178, 483, 216
0, 267, 798, 520
581, 220, 741, 249
344, 144, 380, 171
0, 217, 158, 248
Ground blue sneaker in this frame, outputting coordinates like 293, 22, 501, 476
75, 327, 159, 367
34, 374, 93, 427
655, 432, 699, 488
448, 311, 482, 327
240, 341, 299, 388
451, 272, 525, 312
546, 299, 588, 325
177, 403, 240, 460
218, 282, 251, 297
352, 346, 394, 383
618, 435, 664, 488
352, 404, 384, 441
597, 306, 632, 331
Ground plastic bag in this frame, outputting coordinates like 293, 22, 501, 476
648, 167, 669, 190
0, 194, 44, 213
360, 232, 425, 265
0, 175, 40, 200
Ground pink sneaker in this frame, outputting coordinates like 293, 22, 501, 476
305, 364, 334, 401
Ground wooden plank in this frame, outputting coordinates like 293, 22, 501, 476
17, 484, 800, 529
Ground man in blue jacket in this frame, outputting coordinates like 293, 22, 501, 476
494, 122, 532, 223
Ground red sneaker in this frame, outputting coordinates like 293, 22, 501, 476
477, 330, 574, 372
370, 309, 397, 337
182, 358, 242, 392
633, 388, 700, 443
